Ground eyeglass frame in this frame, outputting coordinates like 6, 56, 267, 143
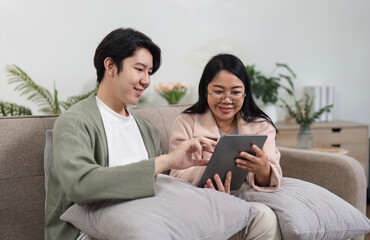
207, 91, 246, 103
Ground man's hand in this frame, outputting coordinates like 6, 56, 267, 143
154, 137, 216, 175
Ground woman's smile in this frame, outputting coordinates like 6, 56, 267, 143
217, 105, 234, 113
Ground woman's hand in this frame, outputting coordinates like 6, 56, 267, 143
204, 171, 232, 194
154, 136, 216, 175
235, 144, 271, 187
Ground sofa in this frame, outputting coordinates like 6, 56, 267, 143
0, 104, 367, 240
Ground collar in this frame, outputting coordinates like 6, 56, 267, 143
192, 108, 266, 139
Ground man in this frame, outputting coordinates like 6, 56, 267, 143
45, 28, 215, 240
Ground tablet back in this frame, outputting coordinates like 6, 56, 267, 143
197, 134, 267, 191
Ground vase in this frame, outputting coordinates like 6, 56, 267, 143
297, 124, 313, 149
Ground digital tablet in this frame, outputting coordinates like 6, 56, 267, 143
197, 134, 267, 191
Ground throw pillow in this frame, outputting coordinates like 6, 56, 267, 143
61, 174, 258, 240
234, 177, 370, 240
44, 129, 53, 207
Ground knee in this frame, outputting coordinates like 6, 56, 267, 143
249, 202, 281, 239
255, 202, 277, 225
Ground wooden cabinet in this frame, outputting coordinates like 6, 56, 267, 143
275, 120, 369, 180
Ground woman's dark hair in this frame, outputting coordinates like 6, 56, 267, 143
94, 28, 161, 83
184, 53, 277, 131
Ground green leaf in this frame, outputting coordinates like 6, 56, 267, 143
60, 83, 99, 110
280, 93, 334, 125
5, 64, 100, 114
0, 101, 32, 116
245, 63, 296, 105
6, 64, 57, 114
276, 63, 296, 78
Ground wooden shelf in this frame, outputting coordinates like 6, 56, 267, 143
276, 120, 369, 181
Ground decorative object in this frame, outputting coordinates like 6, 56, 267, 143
281, 93, 333, 149
297, 124, 313, 149
1, 64, 98, 115
245, 63, 296, 122
154, 81, 189, 105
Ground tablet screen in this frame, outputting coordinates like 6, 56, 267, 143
197, 134, 267, 191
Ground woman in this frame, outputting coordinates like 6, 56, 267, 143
169, 53, 282, 239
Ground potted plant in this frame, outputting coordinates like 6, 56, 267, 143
0, 101, 32, 116
245, 63, 296, 122
1, 64, 99, 115
280, 93, 333, 149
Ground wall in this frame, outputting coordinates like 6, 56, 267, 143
1, 0, 369, 133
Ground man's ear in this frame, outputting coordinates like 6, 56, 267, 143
103, 57, 116, 77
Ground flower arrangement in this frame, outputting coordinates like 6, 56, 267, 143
154, 81, 189, 104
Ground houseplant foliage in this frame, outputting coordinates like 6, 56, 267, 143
0, 101, 32, 116
154, 81, 189, 104
2, 64, 98, 115
281, 93, 333, 149
7, 65, 63, 114
280, 93, 333, 125
245, 63, 296, 105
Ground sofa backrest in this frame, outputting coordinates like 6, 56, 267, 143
134, 104, 189, 154
0, 104, 367, 240
0, 115, 58, 239
0, 104, 188, 239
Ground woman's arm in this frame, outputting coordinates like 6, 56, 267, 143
245, 123, 282, 192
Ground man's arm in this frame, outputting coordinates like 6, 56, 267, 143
53, 117, 156, 205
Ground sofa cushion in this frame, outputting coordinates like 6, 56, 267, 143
61, 174, 258, 240
234, 177, 370, 239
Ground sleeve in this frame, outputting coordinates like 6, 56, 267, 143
169, 115, 207, 185
52, 115, 157, 205
246, 123, 282, 192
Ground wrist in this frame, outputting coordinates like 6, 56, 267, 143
154, 154, 171, 176
255, 164, 271, 186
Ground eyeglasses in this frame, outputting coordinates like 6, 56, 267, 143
208, 91, 246, 103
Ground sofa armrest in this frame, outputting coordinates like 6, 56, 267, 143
278, 146, 367, 214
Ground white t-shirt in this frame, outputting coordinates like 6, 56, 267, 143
96, 96, 148, 167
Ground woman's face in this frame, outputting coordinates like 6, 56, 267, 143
207, 70, 245, 124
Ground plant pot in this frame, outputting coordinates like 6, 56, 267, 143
261, 104, 277, 123
297, 124, 313, 149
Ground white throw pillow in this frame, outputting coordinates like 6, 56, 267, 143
61, 174, 258, 240
235, 177, 370, 240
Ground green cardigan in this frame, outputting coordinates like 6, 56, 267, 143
45, 94, 162, 240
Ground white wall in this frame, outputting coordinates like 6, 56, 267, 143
1, 0, 369, 133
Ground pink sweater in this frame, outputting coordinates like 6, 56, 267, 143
169, 109, 282, 192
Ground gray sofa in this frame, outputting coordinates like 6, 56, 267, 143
0, 104, 367, 240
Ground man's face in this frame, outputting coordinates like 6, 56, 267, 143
112, 48, 153, 106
